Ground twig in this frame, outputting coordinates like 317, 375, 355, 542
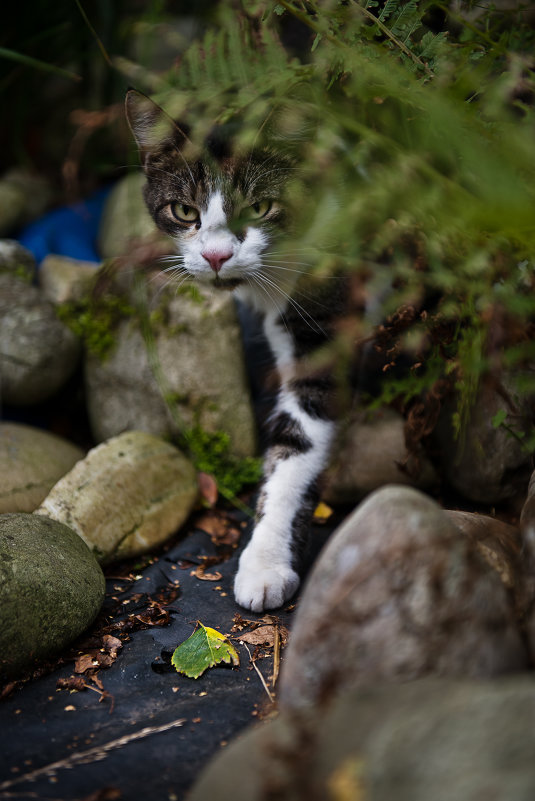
241, 642, 274, 703
0, 718, 186, 791
272, 622, 281, 689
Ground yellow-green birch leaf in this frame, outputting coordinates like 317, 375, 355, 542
171, 622, 240, 679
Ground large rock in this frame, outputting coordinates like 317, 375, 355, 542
0, 273, 80, 405
98, 172, 167, 258
39, 254, 99, 304
0, 422, 85, 513
324, 407, 437, 504
85, 285, 257, 457
36, 431, 199, 562
432, 374, 534, 505
0, 169, 52, 235
190, 677, 535, 801
0, 239, 36, 282
279, 485, 527, 710
0, 513, 105, 679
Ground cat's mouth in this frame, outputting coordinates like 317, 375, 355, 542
212, 275, 244, 290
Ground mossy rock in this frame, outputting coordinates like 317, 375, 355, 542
0, 513, 105, 680
0, 422, 85, 513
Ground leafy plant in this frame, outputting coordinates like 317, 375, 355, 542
113, 0, 535, 442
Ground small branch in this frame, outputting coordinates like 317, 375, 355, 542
0, 718, 186, 791
242, 642, 274, 703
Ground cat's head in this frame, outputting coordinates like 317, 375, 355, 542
126, 89, 298, 297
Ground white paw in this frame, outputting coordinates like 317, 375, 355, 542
234, 548, 300, 612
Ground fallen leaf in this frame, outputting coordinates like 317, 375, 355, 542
195, 511, 241, 546
74, 654, 100, 674
238, 625, 279, 647
198, 472, 219, 507
313, 501, 333, 522
171, 622, 240, 679
190, 565, 223, 582
57, 676, 87, 692
102, 635, 123, 658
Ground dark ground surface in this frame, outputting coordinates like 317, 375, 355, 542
0, 502, 335, 801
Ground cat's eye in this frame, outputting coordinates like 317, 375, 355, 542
248, 200, 272, 220
169, 203, 200, 223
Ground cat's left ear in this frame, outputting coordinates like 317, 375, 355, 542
125, 89, 188, 167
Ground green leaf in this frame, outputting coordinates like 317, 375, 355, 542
492, 409, 508, 429
171, 622, 240, 679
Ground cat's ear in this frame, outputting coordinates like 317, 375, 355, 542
125, 89, 188, 166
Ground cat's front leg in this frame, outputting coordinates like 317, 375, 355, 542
234, 391, 335, 612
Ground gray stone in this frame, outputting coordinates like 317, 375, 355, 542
85, 285, 257, 458
0, 422, 85, 513
0, 273, 80, 405
279, 485, 527, 710
0, 513, 105, 680
39, 254, 99, 304
36, 431, 199, 562
0, 239, 36, 282
98, 172, 171, 259
0, 169, 53, 235
190, 677, 535, 801
323, 407, 437, 504
445, 509, 522, 590
432, 374, 534, 505
519, 470, 535, 655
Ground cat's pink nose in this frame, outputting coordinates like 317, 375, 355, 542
201, 249, 233, 273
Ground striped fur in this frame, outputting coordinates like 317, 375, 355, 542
126, 90, 347, 611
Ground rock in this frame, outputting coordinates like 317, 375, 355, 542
0, 273, 80, 405
0, 422, 85, 513
0, 513, 105, 679
0, 239, 36, 282
39, 254, 99, 304
0, 169, 53, 235
85, 285, 257, 457
279, 485, 527, 710
98, 172, 170, 258
445, 509, 521, 589
432, 374, 534, 505
519, 470, 535, 654
189, 677, 535, 801
36, 431, 199, 562
323, 407, 437, 504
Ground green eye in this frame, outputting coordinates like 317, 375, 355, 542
170, 203, 199, 223
249, 200, 272, 219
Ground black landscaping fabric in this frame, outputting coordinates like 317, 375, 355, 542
0, 506, 334, 801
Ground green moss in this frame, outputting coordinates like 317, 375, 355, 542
181, 425, 262, 498
0, 262, 33, 283
57, 294, 135, 360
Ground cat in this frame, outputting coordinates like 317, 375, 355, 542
125, 89, 352, 612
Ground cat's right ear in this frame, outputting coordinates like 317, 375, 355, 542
125, 89, 188, 167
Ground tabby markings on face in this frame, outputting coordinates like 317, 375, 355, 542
158, 181, 283, 294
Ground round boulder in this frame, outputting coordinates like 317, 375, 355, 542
0, 513, 105, 680
279, 485, 527, 710
0, 273, 80, 405
36, 431, 199, 562
0, 422, 85, 513
190, 677, 535, 801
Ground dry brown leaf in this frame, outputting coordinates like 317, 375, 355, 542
102, 635, 122, 657
198, 472, 219, 507
190, 565, 223, 582
236, 624, 289, 648
74, 653, 100, 673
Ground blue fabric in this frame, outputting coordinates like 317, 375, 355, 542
17, 185, 113, 265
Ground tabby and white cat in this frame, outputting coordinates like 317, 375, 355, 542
126, 89, 348, 612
